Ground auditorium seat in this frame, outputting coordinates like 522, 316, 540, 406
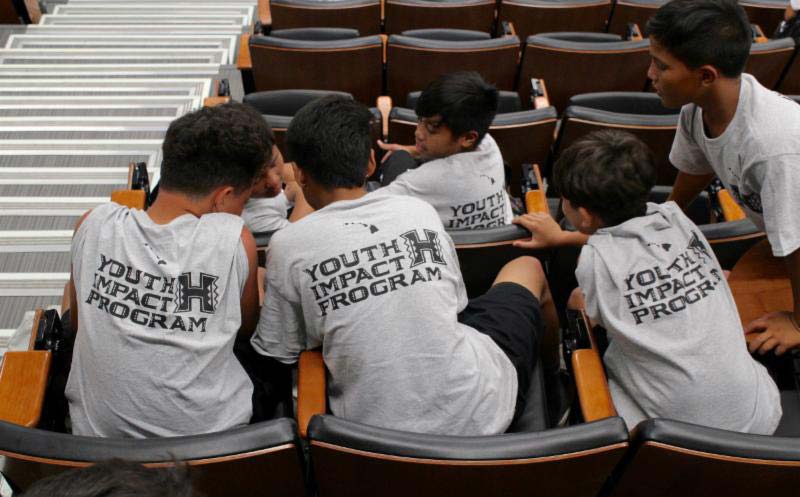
269, 0, 381, 35
242, 29, 384, 104
384, 0, 497, 35
388, 94, 557, 196
553, 92, 679, 184
741, 0, 788, 36
385, 30, 520, 105
498, 0, 612, 41
746, 36, 796, 90
243, 89, 383, 158
606, 0, 667, 36
1, 0, 24, 24
517, 33, 650, 112
776, 57, 800, 96
0, 418, 306, 496
607, 417, 800, 497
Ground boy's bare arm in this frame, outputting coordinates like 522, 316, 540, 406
668, 171, 715, 210
285, 182, 315, 222
745, 248, 800, 355
512, 213, 589, 249
238, 227, 260, 337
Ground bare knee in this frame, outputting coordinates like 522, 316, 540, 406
567, 287, 585, 310
493, 256, 547, 299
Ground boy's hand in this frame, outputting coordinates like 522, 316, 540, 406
745, 311, 800, 355
284, 181, 300, 203
377, 140, 418, 163
512, 213, 568, 249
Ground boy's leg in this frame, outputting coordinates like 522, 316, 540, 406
379, 150, 420, 186
493, 256, 560, 372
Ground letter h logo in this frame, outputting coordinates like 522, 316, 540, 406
400, 229, 446, 268
174, 272, 219, 314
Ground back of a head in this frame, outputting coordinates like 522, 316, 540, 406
415, 71, 498, 140
554, 129, 656, 227
160, 102, 275, 197
647, 0, 751, 78
21, 460, 195, 497
286, 95, 373, 189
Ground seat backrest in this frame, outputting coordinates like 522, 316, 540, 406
606, 0, 667, 36
518, 34, 650, 112
406, 88, 522, 112
269, 0, 382, 35
498, 0, 612, 41
741, 0, 787, 37
0, 418, 306, 496
387, 106, 557, 196
554, 92, 679, 184
609, 418, 800, 497
1, 0, 22, 23
746, 37, 796, 90
384, 0, 497, 34
244, 89, 354, 116
269, 27, 362, 40
776, 52, 800, 95
249, 34, 384, 104
308, 414, 629, 497
386, 34, 520, 106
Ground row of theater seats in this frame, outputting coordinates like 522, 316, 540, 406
260, 0, 788, 40
238, 26, 800, 111
0, 290, 797, 497
0, 0, 252, 342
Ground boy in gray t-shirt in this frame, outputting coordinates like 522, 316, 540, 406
252, 96, 560, 435
530, 129, 781, 433
647, 0, 800, 356
377, 71, 513, 230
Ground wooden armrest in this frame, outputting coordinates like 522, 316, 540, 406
297, 350, 326, 438
258, 0, 271, 27
238, 33, 253, 70
110, 190, 146, 210
204, 96, 231, 107
531, 78, 550, 109
380, 0, 385, 22
718, 189, 746, 222
572, 349, 616, 422
752, 24, 768, 43
380, 34, 388, 64
626, 23, 643, 41
0, 351, 52, 427
376, 96, 392, 139
524, 163, 549, 215
24, 0, 41, 23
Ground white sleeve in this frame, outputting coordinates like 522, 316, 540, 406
242, 195, 291, 233
758, 154, 800, 256
668, 106, 715, 175
378, 174, 413, 196
251, 238, 307, 364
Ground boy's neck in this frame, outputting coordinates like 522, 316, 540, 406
697, 76, 742, 139
147, 189, 212, 224
310, 185, 368, 210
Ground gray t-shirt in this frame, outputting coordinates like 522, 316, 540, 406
252, 191, 516, 435
576, 202, 781, 434
67, 202, 253, 438
669, 73, 800, 256
242, 191, 291, 233
378, 134, 513, 230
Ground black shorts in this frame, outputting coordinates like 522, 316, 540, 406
458, 282, 542, 420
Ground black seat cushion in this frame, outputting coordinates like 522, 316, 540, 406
566, 91, 678, 116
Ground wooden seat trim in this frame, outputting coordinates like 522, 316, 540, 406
0, 443, 299, 468
387, 0, 495, 7
642, 441, 800, 467
390, 45, 519, 54
258, 0, 271, 26
311, 440, 629, 465
110, 190, 146, 210
708, 232, 766, 244
502, 0, 609, 7
566, 118, 677, 131
203, 96, 231, 107
238, 33, 252, 70
525, 45, 649, 55
0, 351, 51, 428
298, 350, 327, 439
275, 2, 380, 10
252, 45, 382, 53
573, 349, 617, 421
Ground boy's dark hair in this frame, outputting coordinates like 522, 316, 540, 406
21, 459, 195, 497
554, 130, 656, 227
286, 95, 373, 189
415, 71, 498, 141
160, 102, 274, 196
647, 0, 751, 78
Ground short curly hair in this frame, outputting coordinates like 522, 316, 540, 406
554, 130, 656, 227
159, 102, 274, 196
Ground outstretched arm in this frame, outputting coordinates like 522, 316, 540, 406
667, 171, 715, 210
512, 213, 589, 249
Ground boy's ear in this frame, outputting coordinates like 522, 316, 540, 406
366, 149, 377, 179
293, 163, 307, 187
577, 206, 605, 232
458, 130, 480, 151
698, 65, 719, 86
212, 186, 236, 212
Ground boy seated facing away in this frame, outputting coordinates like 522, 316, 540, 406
553, 130, 781, 433
67, 103, 275, 438
376, 71, 513, 230
252, 96, 559, 435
